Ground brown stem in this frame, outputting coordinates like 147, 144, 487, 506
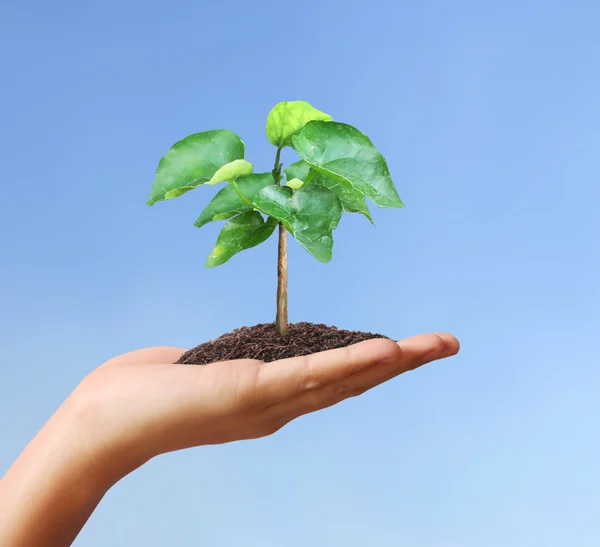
272, 145, 288, 335
276, 222, 288, 335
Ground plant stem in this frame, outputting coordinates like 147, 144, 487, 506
272, 146, 282, 185
276, 222, 288, 335
273, 147, 288, 335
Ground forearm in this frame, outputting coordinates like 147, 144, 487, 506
0, 396, 122, 547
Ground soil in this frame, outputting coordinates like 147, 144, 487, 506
176, 322, 390, 365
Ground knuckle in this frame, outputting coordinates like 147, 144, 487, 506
345, 345, 364, 374
300, 355, 322, 392
336, 383, 353, 398
432, 334, 447, 353
320, 383, 365, 410
331, 380, 363, 400
232, 360, 265, 413
351, 386, 368, 398
347, 385, 365, 398
262, 416, 287, 436
332, 383, 364, 403
302, 389, 325, 411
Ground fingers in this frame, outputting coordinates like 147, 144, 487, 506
255, 337, 403, 407
392, 332, 459, 371
257, 333, 459, 411
335, 332, 459, 397
99, 346, 188, 368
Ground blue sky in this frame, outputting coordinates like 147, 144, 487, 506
1, 0, 599, 545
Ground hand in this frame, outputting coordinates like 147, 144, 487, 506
75, 332, 460, 477
0, 332, 459, 547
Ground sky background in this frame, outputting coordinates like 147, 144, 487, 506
1, 0, 599, 545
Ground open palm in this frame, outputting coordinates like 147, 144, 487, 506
0, 332, 459, 547
77, 333, 459, 469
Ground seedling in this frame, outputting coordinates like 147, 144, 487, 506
147, 101, 403, 336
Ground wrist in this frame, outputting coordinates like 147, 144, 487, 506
64, 384, 151, 488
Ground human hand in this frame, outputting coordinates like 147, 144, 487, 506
0, 333, 459, 547
74, 333, 460, 479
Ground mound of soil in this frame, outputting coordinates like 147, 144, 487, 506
176, 322, 390, 365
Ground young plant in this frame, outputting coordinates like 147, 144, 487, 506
147, 101, 404, 335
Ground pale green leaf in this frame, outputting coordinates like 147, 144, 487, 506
291, 121, 404, 208
194, 173, 273, 228
205, 211, 278, 268
266, 101, 332, 148
254, 184, 343, 262
285, 178, 304, 190
206, 159, 253, 186
147, 129, 245, 206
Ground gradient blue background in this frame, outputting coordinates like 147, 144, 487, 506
1, 0, 599, 545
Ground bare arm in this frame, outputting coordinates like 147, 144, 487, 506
0, 347, 184, 547
0, 399, 117, 546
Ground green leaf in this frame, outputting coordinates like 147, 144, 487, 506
205, 211, 278, 268
285, 160, 373, 223
254, 184, 343, 262
291, 121, 404, 208
311, 172, 374, 223
194, 173, 274, 228
147, 129, 245, 206
255, 185, 294, 219
206, 159, 253, 186
266, 101, 332, 148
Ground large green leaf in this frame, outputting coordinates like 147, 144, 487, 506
266, 101, 332, 148
205, 211, 278, 268
194, 173, 274, 228
291, 121, 404, 209
147, 129, 245, 206
206, 159, 253, 186
285, 160, 373, 223
253, 184, 343, 262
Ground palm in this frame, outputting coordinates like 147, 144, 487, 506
82, 333, 458, 462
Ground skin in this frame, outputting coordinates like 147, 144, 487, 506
0, 332, 459, 546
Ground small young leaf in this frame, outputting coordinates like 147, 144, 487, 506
206, 159, 253, 186
291, 121, 404, 209
195, 172, 274, 228
286, 160, 373, 223
147, 129, 245, 206
254, 184, 343, 263
205, 211, 278, 268
285, 178, 304, 190
284, 160, 311, 182
266, 101, 332, 148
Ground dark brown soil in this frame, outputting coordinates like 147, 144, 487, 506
176, 322, 390, 365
